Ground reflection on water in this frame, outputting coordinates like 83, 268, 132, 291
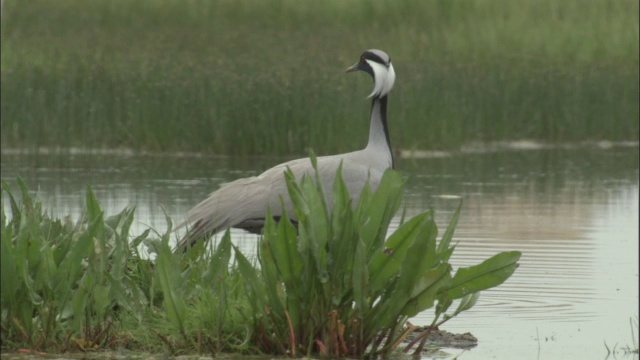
1, 146, 638, 359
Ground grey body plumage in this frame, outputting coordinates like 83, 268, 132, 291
176, 49, 396, 252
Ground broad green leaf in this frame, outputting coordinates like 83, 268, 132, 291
368, 212, 439, 329
329, 164, 358, 298
301, 177, 329, 282
398, 205, 408, 227
269, 208, 303, 287
212, 230, 233, 275
368, 213, 428, 294
437, 201, 462, 261
70, 274, 92, 330
85, 186, 103, 224
352, 236, 369, 313
0, 223, 18, 304
357, 170, 403, 255
444, 251, 521, 300
2, 179, 22, 233
37, 240, 58, 293
17, 178, 35, 220
54, 215, 100, 307
93, 283, 111, 317
155, 240, 186, 335
268, 206, 304, 326
453, 292, 480, 315
108, 275, 137, 312
398, 209, 438, 277
256, 232, 286, 317
401, 263, 451, 317
435, 298, 453, 318
329, 163, 350, 247
438, 246, 456, 264
131, 228, 150, 249
235, 244, 270, 321
12, 220, 41, 309
109, 218, 130, 281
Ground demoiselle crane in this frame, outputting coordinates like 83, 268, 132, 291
176, 49, 396, 252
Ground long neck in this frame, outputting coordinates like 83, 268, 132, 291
365, 95, 394, 169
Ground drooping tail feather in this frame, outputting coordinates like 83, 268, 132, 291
173, 176, 269, 253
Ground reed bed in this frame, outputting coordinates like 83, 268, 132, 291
1, 0, 638, 155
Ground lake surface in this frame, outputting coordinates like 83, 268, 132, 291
1, 144, 638, 360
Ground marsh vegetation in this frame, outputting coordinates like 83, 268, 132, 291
1, 171, 520, 356
1, 0, 638, 155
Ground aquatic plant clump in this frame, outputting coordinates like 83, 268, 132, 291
0, 171, 520, 357
226, 164, 520, 357
0, 178, 151, 352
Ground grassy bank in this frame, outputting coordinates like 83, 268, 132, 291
1, 0, 638, 155
1, 172, 520, 356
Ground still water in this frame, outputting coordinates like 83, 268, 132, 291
1, 145, 638, 359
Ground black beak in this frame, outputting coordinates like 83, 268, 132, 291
345, 62, 361, 73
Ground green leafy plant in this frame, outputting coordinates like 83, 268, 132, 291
231, 163, 521, 357
0, 178, 148, 351
1, 169, 520, 357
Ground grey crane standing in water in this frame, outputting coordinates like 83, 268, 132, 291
175, 49, 396, 252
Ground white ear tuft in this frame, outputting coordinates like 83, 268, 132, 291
366, 60, 396, 98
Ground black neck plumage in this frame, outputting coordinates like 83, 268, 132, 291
371, 95, 394, 169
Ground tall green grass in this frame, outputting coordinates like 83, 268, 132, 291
1, 0, 638, 155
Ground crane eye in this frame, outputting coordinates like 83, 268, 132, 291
361, 55, 365, 62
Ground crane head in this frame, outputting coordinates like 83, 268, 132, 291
346, 49, 396, 99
